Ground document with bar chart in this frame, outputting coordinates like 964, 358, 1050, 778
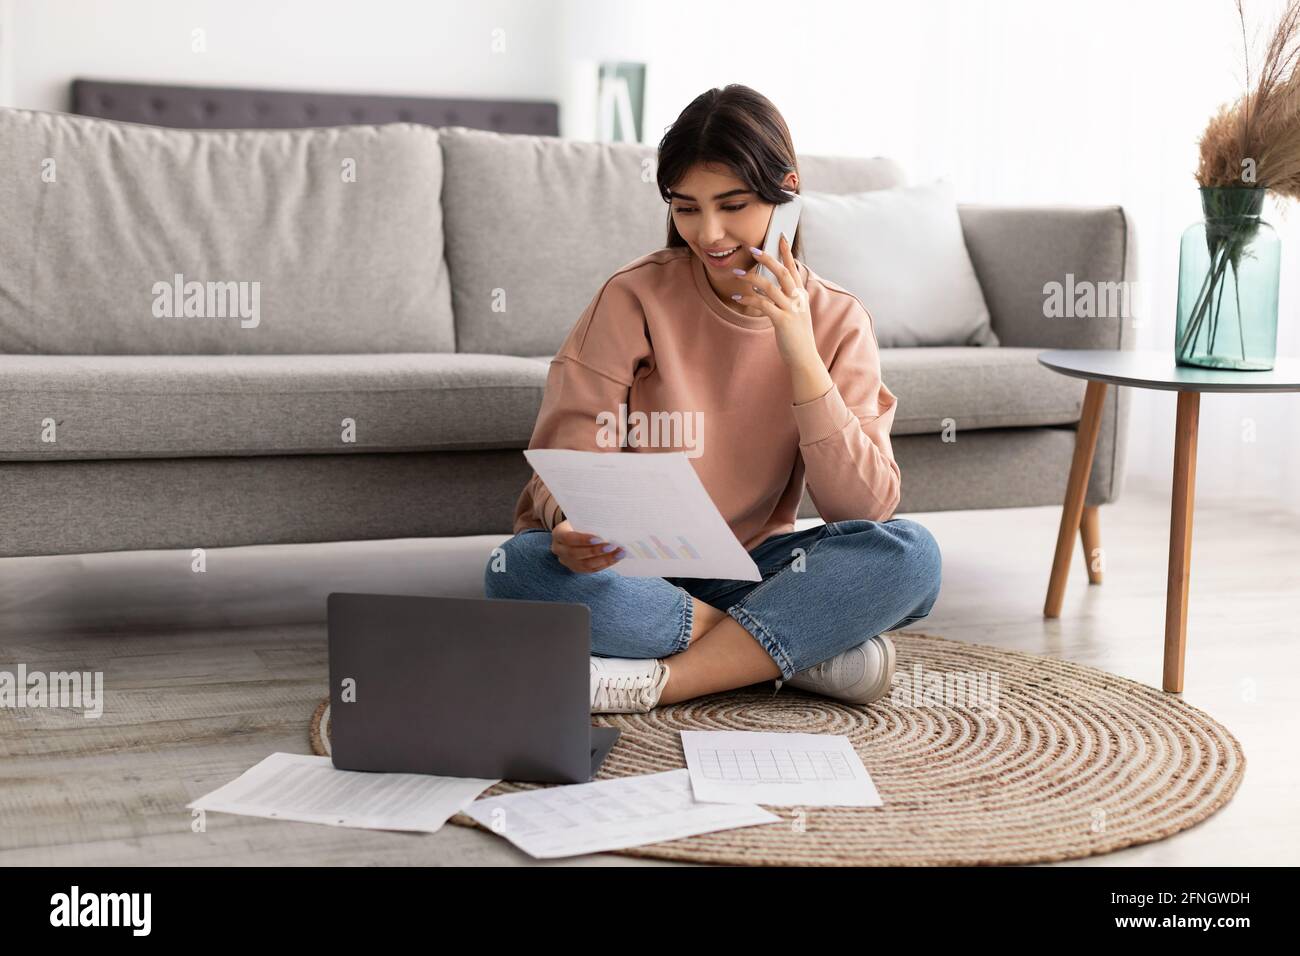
680, 730, 883, 807
522, 448, 761, 581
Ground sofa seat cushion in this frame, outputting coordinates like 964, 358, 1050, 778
882, 346, 1086, 435
0, 347, 1086, 461
0, 354, 548, 460
523, 347, 1083, 437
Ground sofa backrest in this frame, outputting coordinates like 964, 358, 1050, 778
0, 107, 455, 354
439, 125, 907, 357
0, 107, 907, 359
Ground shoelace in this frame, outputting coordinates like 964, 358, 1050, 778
773, 658, 833, 696
594, 673, 657, 711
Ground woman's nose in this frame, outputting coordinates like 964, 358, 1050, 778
700, 214, 728, 240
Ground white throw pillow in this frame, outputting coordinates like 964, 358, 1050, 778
799, 180, 999, 348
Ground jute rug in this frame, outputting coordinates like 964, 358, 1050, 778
308, 631, 1245, 866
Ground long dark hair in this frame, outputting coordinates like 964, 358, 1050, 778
656, 85, 803, 260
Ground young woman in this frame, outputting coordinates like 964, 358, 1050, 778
484, 84, 942, 714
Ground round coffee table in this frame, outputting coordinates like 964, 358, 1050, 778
1037, 348, 1300, 693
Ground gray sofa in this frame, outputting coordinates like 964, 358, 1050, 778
0, 105, 1133, 559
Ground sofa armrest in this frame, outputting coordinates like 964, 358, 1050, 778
957, 203, 1137, 507
958, 204, 1136, 351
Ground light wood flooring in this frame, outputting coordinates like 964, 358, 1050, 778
1, 482, 1296, 865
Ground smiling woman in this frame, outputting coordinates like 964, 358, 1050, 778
490, 84, 942, 718
657, 85, 804, 319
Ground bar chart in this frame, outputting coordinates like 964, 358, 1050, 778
621, 534, 703, 561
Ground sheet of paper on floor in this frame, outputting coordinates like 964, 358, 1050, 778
681, 730, 883, 807
187, 753, 499, 833
461, 769, 781, 858
523, 448, 761, 580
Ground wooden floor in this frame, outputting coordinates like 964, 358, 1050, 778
1, 483, 1297, 866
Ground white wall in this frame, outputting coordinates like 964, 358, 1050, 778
0, 0, 13, 107
5, 0, 1299, 512
3, 0, 562, 111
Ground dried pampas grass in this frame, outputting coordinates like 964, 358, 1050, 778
1197, 0, 1300, 200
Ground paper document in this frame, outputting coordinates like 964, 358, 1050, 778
187, 753, 499, 833
682, 731, 882, 807
523, 448, 761, 580
462, 769, 780, 858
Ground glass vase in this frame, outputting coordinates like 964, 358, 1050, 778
1175, 186, 1280, 370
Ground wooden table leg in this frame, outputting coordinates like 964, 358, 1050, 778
1045, 380, 1108, 618
1080, 505, 1103, 584
1164, 391, 1200, 693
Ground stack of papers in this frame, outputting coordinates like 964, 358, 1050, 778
189, 732, 881, 858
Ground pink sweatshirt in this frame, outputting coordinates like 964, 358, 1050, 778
512, 246, 901, 551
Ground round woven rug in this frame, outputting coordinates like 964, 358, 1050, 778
308, 631, 1245, 866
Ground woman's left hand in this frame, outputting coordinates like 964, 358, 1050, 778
731, 233, 816, 361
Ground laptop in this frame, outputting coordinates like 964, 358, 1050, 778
326, 592, 619, 784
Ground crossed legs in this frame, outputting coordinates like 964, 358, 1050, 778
484, 518, 942, 704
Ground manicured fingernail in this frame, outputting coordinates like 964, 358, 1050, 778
730, 293, 742, 300
588, 536, 604, 544
615, 549, 627, 558
731, 268, 746, 276
602, 543, 616, 552
749, 246, 762, 257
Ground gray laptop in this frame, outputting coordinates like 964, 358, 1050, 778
326, 592, 619, 784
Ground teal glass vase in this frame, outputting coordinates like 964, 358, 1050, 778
1175, 186, 1280, 370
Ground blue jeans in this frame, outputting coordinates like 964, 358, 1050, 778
483, 518, 942, 681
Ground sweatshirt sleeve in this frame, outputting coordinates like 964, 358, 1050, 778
513, 275, 654, 532
790, 298, 901, 523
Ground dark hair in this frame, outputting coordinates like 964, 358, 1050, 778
656, 84, 803, 260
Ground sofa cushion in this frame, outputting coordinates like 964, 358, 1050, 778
881, 346, 1086, 435
0, 347, 1085, 461
0, 354, 545, 460
524, 348, 1085, 436
439, 126, 908, 357
800, 181, 999, 347
439, 127, 665, 358
0, 108, 455, 354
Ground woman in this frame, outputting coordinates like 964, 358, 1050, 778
484, 84, 942, 714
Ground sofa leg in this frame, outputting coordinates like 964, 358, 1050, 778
1079, 505, 1103, 584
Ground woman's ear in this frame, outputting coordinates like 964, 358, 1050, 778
782, 172, 799, 192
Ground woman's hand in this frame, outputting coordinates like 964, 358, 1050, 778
550, 518, 627, 574
732, 233, 834, 404
731, 233, 816, 361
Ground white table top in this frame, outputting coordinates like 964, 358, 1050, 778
1038, 349, 1300, 393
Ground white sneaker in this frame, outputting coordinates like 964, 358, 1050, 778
590, 656, 671, 714
777, 635, 896, 705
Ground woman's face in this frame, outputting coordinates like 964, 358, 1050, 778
668, 162, 797, 290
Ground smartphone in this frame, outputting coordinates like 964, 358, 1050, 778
754, 190, 804, 286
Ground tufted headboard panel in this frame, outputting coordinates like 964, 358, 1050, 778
70, 78, 560, 134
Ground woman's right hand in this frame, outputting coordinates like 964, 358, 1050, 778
551, 519, 627, 574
